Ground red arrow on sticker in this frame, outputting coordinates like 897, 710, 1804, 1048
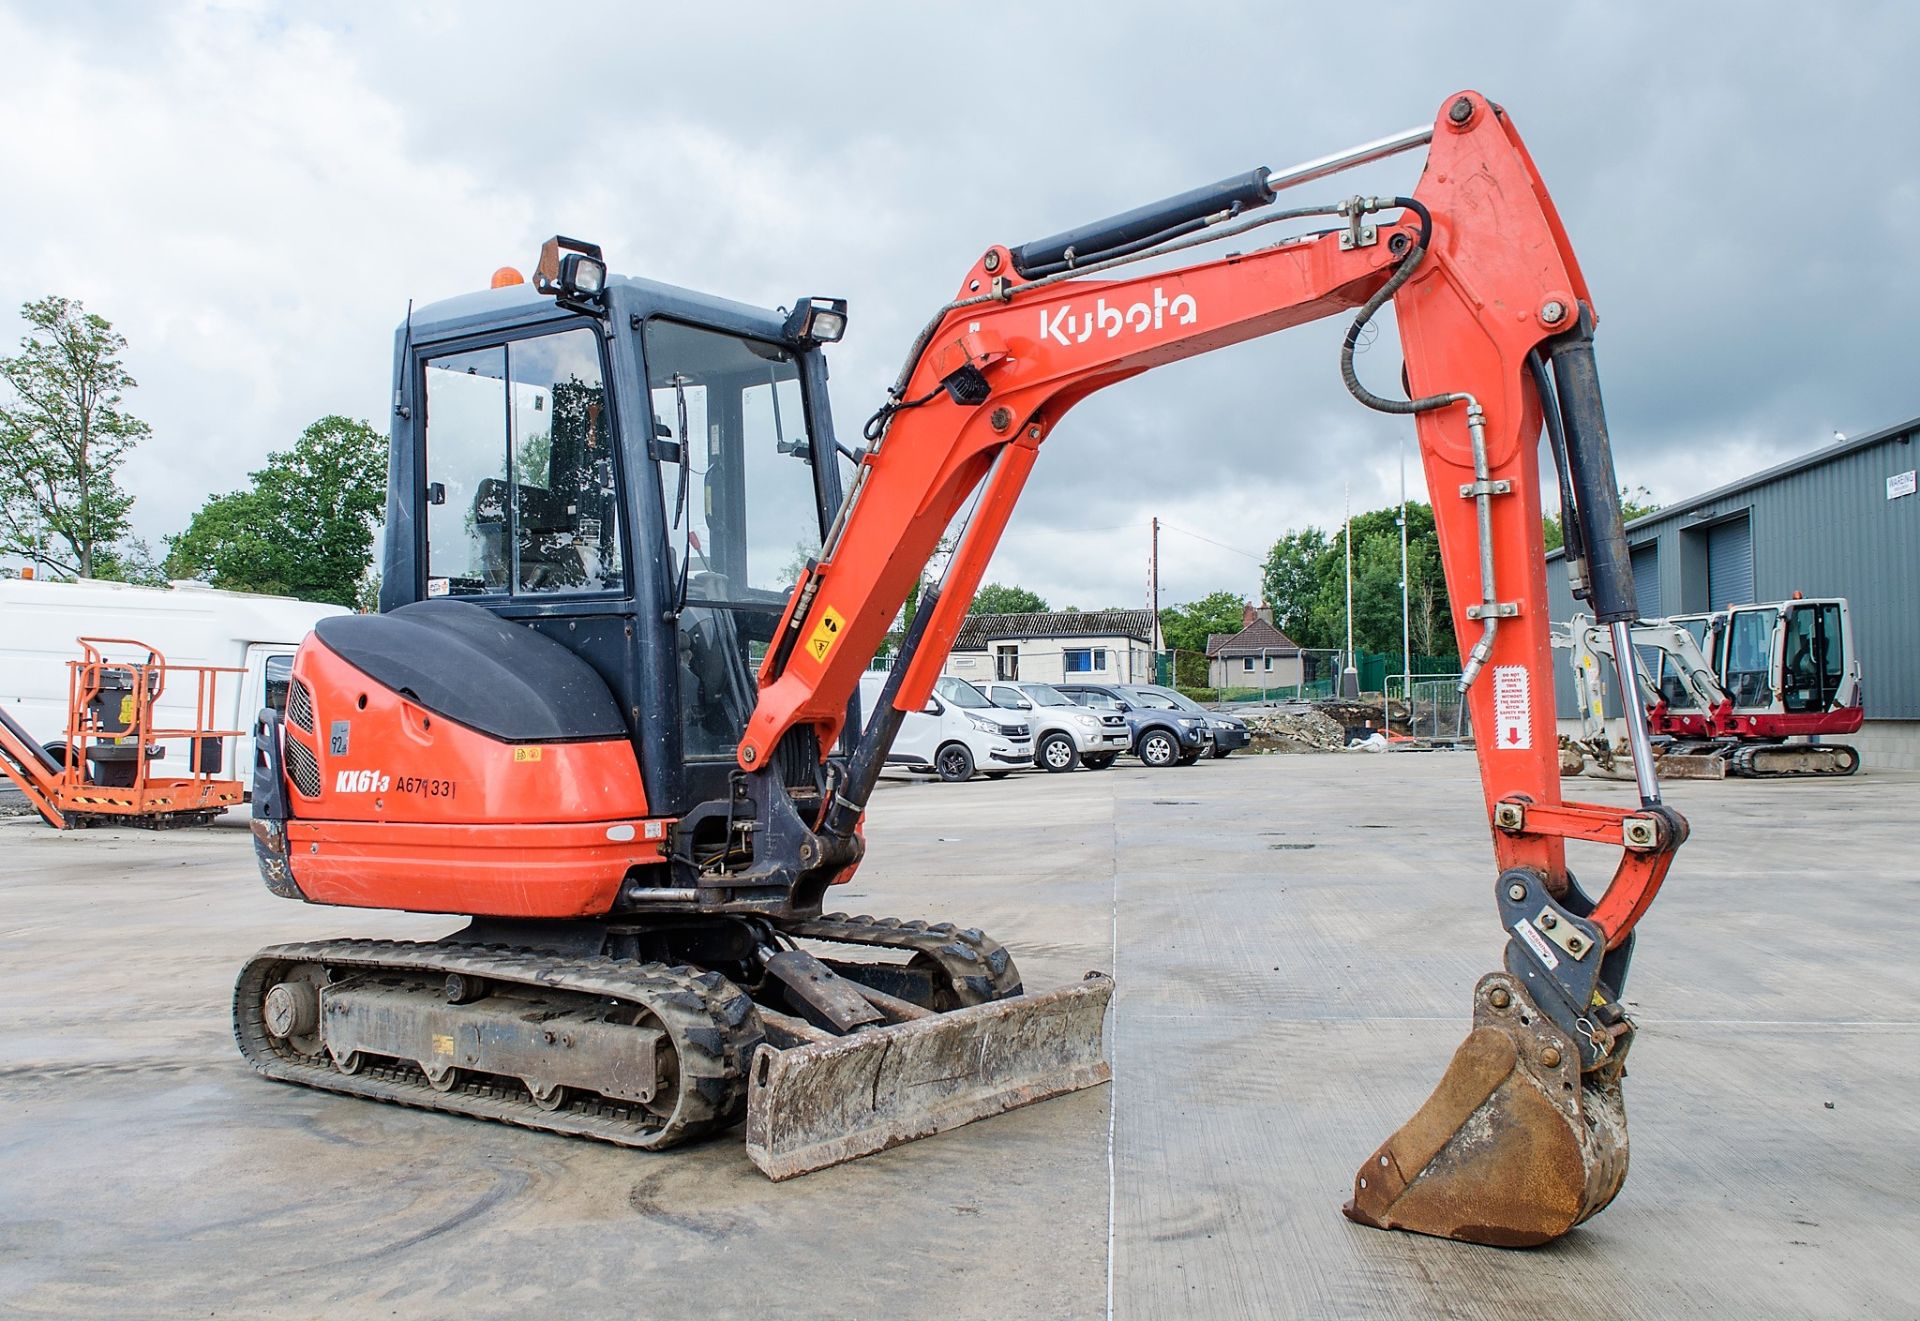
1506, 726, 1521, 745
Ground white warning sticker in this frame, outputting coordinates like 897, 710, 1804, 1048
1492, 664, 1532, 749
1513, 917, 1560, 970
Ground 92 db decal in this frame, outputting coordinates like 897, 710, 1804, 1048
1492, 665, 1532, 749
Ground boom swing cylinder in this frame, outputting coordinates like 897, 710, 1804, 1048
745, 91, 1687, 1244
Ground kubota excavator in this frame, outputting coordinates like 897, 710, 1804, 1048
236, 91, 1688, 1245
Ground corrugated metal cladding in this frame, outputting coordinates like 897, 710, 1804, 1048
1630, 544, 1661, 618
1547, 416, 1920, 720
1705, 516, 1753, 609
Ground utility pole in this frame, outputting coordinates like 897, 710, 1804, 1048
1400, 438, 1411, 723
1342, 483, 1358, 698
1148, 516, 1162, 681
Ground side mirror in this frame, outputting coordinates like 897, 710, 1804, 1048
1016, 698, 1033, 709
923, 697, 943, 715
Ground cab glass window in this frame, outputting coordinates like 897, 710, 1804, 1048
644, 319, 820, 606
422, 327, 622, 598
1781, 603, 1844, 713
1723, 609, 1773, 708
263, 654, 294, 714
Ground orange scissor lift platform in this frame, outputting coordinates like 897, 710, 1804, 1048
0, 636, 246, 829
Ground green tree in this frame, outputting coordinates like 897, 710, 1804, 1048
1259, 528, 1328, 643
1159, 590, 1248, 653
1260, 504, 1455, 661
969, 582, 1049, 614
1159, 591, 1248, 687
0, 297, 150, 577
1543, 485, 1660, 551
167, 416, 386, 606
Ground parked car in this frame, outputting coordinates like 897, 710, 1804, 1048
983, 680, 1132, 771
1121, 685, 1251, 758
858, 672, 1032, 782
1053, 681, 1211, 767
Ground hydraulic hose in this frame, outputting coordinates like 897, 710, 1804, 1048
1335, 198, 1500, 690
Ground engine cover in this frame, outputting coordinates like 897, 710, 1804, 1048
266, 601, 661, 918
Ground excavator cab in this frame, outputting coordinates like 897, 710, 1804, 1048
237, 238, 1112, 1179
382, 251, 853, 819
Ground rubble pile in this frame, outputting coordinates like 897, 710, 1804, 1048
1243, 708, 1345, 752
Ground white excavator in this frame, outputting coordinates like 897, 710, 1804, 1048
1555, 596, 1863, 778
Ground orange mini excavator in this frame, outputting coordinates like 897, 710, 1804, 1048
237, 91, 1686, 1244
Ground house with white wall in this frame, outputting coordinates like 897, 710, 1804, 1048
1205, 605, 1304, 689
940, 609, 1156, 686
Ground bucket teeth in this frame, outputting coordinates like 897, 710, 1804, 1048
1344, 972, 1630, 1247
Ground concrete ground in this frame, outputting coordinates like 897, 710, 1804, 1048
1, 755, 1915, 1319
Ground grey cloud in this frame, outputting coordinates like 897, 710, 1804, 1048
1, 2, 1913, 610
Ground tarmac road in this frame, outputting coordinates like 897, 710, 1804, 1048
0, 754, 1915, 1319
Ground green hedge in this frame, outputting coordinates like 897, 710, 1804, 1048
1175, 686, 1220, 704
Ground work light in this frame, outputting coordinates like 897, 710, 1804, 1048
785, 297, 849, 344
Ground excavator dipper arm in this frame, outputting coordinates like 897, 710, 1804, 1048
742, 91, 1689, 1245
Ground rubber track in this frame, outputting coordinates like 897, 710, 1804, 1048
233, 940, 762, 1150
783, 912, 1024, 1006
1730, 742, 1861, 778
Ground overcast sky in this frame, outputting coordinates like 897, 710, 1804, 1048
2, 2, 1914, 610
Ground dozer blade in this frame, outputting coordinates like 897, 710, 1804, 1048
1344, 972, 1630, 1247
745, 972, 1113, 1180
1654, 752, 1727, 780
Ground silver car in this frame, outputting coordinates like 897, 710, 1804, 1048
984, 681, 1132, 771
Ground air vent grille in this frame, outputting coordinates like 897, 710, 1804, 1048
286, 679, 314, 733
284, 735, 322, 798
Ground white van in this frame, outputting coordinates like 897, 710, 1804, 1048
858, 671, 1032, 782
0, 577, 349, 779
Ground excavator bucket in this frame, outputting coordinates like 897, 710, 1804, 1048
1344, 972, 1630, 1247
744, 972, 1113, 1180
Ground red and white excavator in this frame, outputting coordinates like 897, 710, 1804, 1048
234, 91, 1687, 1246
1557, 596, 1863, 777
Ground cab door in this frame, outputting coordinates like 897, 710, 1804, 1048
1719, 607, 1778, 712
1779, 600, 1850, 715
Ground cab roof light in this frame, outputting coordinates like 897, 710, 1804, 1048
532, 236, 609, 314
785, 296, 848, 344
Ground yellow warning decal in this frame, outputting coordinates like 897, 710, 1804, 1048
805, 607, 846, 663
431, 1033, 455, 1055
513, 746, 543, 763
119, 695, 135, 725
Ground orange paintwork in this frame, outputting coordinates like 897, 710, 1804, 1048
289, 818, 661, 917
283, 636, 664, 917
742, 91, 1682, 947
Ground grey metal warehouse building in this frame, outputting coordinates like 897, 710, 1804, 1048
1548, 414, 1920, 768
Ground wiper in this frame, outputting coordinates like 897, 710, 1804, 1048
670, 373, 694, 611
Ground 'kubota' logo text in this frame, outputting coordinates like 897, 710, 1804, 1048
1040, 287, 1198, 347
335, 769, 391, 793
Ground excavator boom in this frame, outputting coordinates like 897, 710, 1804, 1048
739, 91, 1688, 1241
